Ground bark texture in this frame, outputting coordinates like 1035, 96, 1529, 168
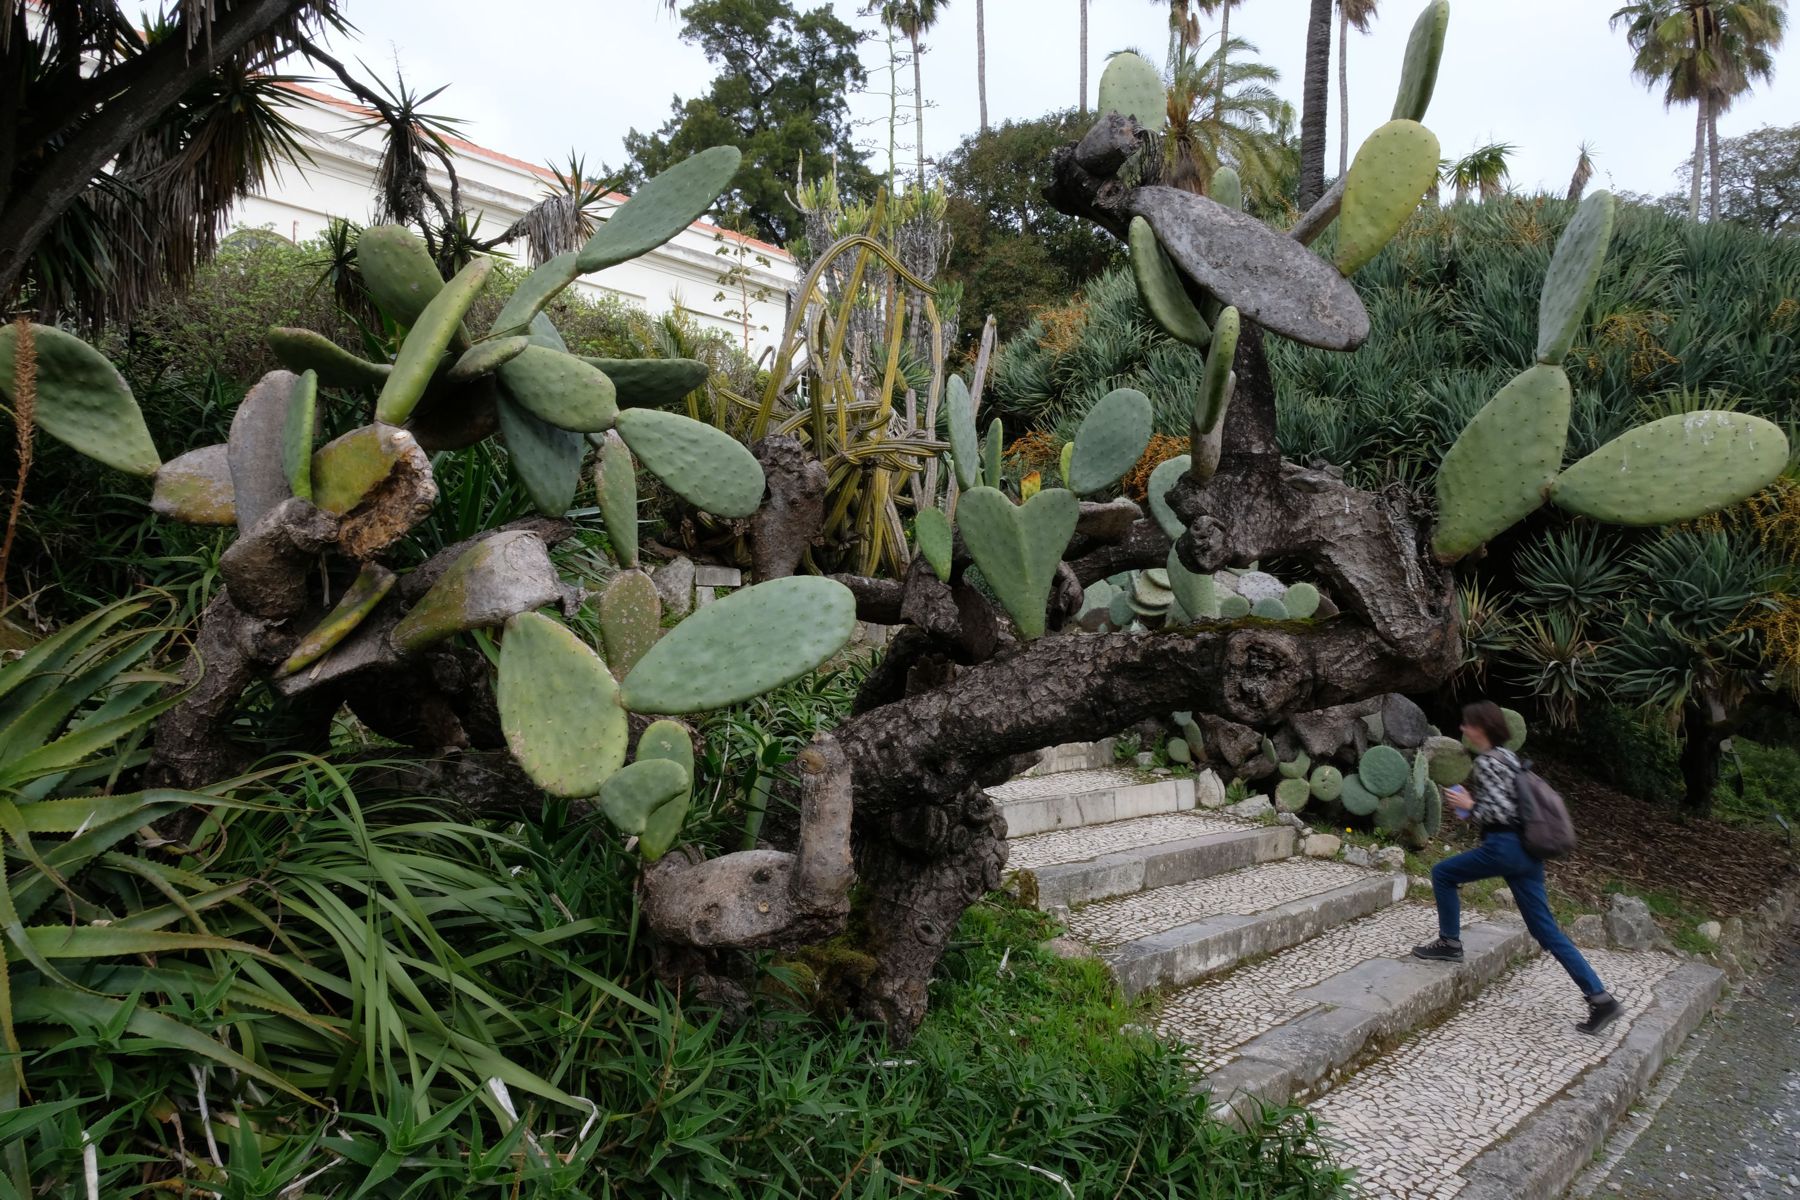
1299, 0, 1336, 210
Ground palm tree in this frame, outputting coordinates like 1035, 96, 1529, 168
1567, 141, 1598, 201
978, 0, 989, 130
1299, 0, 1335, 208
1165, 35, 1298, 207
1189, 1, 1244, 121
877, 1, 952, 183
1337, 0, 1379, 176
1080, 0, 1090, 114
1444, 142, 1514, 204
1703, 1, 1786, 219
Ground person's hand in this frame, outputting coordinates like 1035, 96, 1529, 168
1444, 785, 1475, 813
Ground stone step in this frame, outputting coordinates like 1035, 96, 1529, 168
1306, 949, 1723, 1200
1020, 740, 1118, 777
1009, 812, 1294, 910
1067, 858, 1407, 997
1177, 904, 1532, 1111
986, 767, 1224, 838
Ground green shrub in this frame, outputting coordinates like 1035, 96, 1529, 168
1551, 703, 1682, 805
1719, 737, 1800, 827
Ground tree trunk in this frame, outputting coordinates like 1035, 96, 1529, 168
1708, 103, 1722, 223
1299, 0, 1335, 210
913, 32, 927, 184
1079, 0, 1089, 115
978, 0, 989, 132
1679, 699, 1725, 817
1690, 94, 1707, 221
1215, 3, 1231, 124
1338, 6, 1351, 177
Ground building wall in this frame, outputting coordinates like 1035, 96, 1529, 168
236, 87, 799, 358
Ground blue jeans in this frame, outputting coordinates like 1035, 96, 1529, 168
1431, 831, 1607, 998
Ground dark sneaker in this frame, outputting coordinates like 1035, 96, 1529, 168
1411, 937, 1464, 963
1577, 994, 1622, 1036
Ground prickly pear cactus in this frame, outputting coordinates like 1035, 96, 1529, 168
1098, 51, 1167, 132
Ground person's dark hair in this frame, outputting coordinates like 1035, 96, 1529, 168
1461, 701, 1510, 749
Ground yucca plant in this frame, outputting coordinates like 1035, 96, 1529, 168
1515, 525, 1634, 621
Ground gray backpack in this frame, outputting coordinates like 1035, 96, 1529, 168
1515, 760, 1577, 860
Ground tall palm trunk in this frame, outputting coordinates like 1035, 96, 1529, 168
1215, 3, 1231, 123
912, 31, 927, 183
1299, 0, 1334, 208
1708, 104, 1722, 221
977, 0, 989, 131
1079, 0, 1089, 114
1689, 92, 1707, 220
1337, 4, 1351, 176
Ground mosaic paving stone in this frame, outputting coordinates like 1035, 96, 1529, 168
1065, 857, 1375, 948
1158, 902, 1477, 1071
1007, 811, 1254, 872
986, 767, 1144, 801
1311, 948, 1681, 1199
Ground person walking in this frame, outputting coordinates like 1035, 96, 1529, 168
1411, 700, 1623, 1035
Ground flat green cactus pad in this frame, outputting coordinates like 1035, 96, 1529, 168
1340, 772, 1381, 816
496, 344, 619, 432
1421, 781, 1445, 836
1098, 51, 1166, 132
1068, 387, 1154, 495
499, 612, 629, 799
151, 445, 235, 525
1501, 706, 1528, 751
1392, 0, 1451, 122
1107, 591, 1135, 628
915, 507, 954, 581
279, 562, 396, 678
580, 357, 710, 409
490, 252, 580, 340
1276, 778, 1313, 812
620, 576, 857, 714
377, 256, 493, 426
449, 335, 530, 384
614, 408, 765, 518
229, 370, 303, 530
1059, 441, 1074, 487
1168, 736, 1192, 764
1282, 582, 1320, 619
497, 396, 585, 517
1250, 597, 1289, 620
389, 530, 562, 654
598, 569, 661, 679
1309, 764, 1344, 802
592, 430, 639, 568
1334, 120, 1441, 277
310, 423, 418, 515
1550, 411, 1789, 526
983, 417, 1004, 489
1432, 364, 1572, 561
1423, 734, 1473, 786
956, 486, 1080, 639
285, 371, 318, 501
598, 757, 689, 835
1148, 453, 1192, 539
0, 323, 160, 477
1280, 750, 1313, 780
1133, 571, 1173, 608
356, 225, 446, 327
578, 146, 742, 274
636, 720, 695, 784
1129, 217, 1211, 348
267, 327, 392, 389
1376, 789, 1413, 832
1197, 309, 1240, 435
1211, 166, 1243, 212
1220, 593, 1252, 619
1359, 744, 1409, 796
946, 375, 980, 491
1166, 549, 1218, 620
1537, 190, 1617, 364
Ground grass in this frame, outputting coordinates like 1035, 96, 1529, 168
1717, 737, 1800, 832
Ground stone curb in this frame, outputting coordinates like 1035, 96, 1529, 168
1453, 960, 1726, 1200
1028, 825, 1294, 909
1199, 919, 1534, 1127
1106, 874, 1408, 998
994, 774, 1203, 838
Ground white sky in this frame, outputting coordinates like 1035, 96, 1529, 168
316, 0, 1800, 204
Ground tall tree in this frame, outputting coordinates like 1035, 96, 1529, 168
615, 0, 873, 245
1165, 35, 1298, 206
1444, 142, 1514, 203
1337, 0, 1379, 175
1704, 0, 1787, 219
1299, 0, 1335, 207
1568, 141, 1598, 201
0, 0, 345, 322
1194, 0, 1244, 122
1684, 121, 1800, 232
1080, 0, 1090, 114
977, 0, 989, 130
876, 1, 952, 183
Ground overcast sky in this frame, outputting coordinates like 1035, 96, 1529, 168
315, 0, 1800, 206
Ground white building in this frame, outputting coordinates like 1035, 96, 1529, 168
236, 84, 800, 359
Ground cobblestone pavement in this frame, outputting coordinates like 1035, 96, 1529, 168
1064, 857, 1374, 948
1158, 903, 1468, 1071
985, 767, 1142, 802
1007, 811, 1252, 872
1587, 927, 1800, 1199
1312, 949, 1680, 1200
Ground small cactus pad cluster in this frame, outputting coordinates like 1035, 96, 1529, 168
1097, 51, 1167, 132
1338, 743, 1441, 845
1434, 189, 1789, 560
1129, 217, 1211, 349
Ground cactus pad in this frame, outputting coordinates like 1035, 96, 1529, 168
151, 445, 235, 525
636, 720, 695, 783
284, 371, 318, 501
1549, 411, 1789, 526
497, 396, 585, 517
1359, 744, 1409, 796
1129, 217, 1211, 348
267, 327, 392, 389
1421, 780, 1444, 836
1210, 166, 1243, 212
1280, 750, 1313, 780
1334, 120, 1441, 277
228, 370, 301, 531
946, 375, 980, 491
1168, 737, 1192, 764
1376, 789, 1412, 832
310, 423, 421, 515
1501, 707, 1527, 751
1133, 571, 1173, 608
1166, 549, 1218, 620
1108, 591, 1135, 628
390, 531, 562, 654
1537, 190, 1617, 365
495, 344, 619, 432
599, 758, 691, 860
1069, 388, 1154, 495
1392, 0, 1451, 121
1340, 772, 1381, 816
614, 408, 765, 517
1309, 764, 1344, 802
356, 225, 447, 327
598, 570, 662, 679
577, 146, 742, 273
1282, 583, 1320, 619
1432, 364, 1572, 560
1250, 597, 1289, 620
1423, 735, 1472, 785
1097, 51, 1166, 131
983, 418, 1004, 489
0, 322, 160, 476
1276, 777, 1313, 812
1196, 308, 1240, 436
1220, 594, 1252, 619
490, 252, 580, 339
581, 357, 710, 408
915, 507, 954, 581
592, 430, 639, 568
279, 563, 396, 678
499, 612, 628, 799
1148, 453, 1192, 539
956, 486, 1079, 639
377, 257, 493, 426
449, 335, 531, 384
620, 576, 856, 713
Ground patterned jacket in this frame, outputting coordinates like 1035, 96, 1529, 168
1469, 747, 1523, 833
